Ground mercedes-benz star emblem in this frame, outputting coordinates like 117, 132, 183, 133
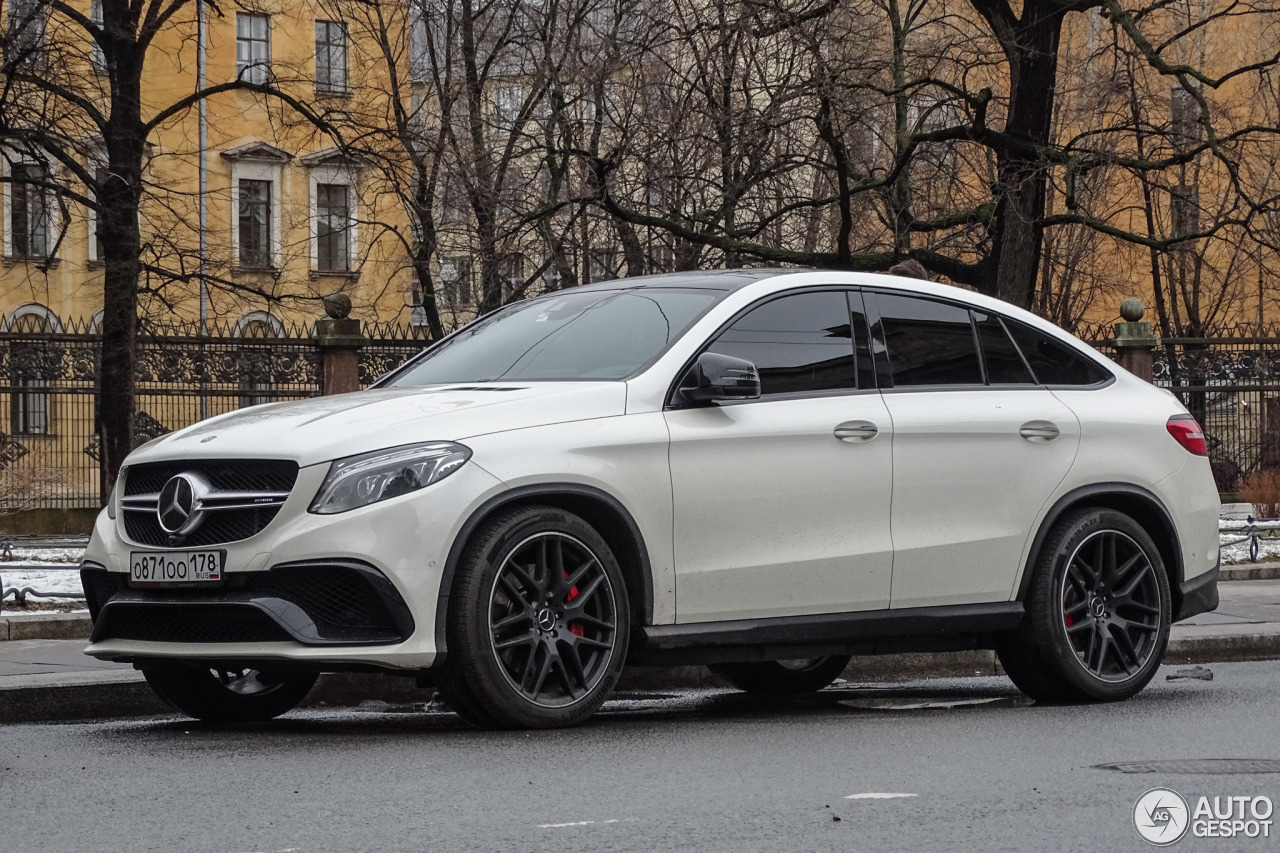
157, 473, 207, 535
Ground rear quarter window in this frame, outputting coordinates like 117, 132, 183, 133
1004, 320, 1111, 386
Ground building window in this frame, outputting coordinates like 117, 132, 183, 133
494, 85, 522, 130
11, 164, 49, 258
7, 305, 58, 436
501, 254, 524, 300
89, 0, 105, 73
236, 13, 270, 84
238, 178, 272, 267
6, 0, 44, 69
88, 167, 107, 263
315, 21, 347, 94
439, 257, 472, 306
235, 315, 280, 408
316, 183, 350, 271
588, 249, 619, 283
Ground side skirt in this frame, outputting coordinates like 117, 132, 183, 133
631, 602, 1024, 666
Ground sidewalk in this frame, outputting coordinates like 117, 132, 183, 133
4, 573, 1280, 724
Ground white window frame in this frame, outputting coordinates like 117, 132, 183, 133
314, 19, 348, 94
438, 256, 472, 307
7, 0, 46, 68
6, 302, 60, 437
494, 85, 523, 131
308, 162, 358, 273
2, 152, 56, 260
230, 159, 283, 270
85, 148, 106, 265
236, 13, 271, 84
232, 309, 285, 336
89, 0, 105, 73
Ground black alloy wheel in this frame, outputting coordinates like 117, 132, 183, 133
710, 654, 852, 694
488, 531, 620, 708
996, 507, 1170, 703
436, 506, 630, 729
143, 666, 318, 722
1059, 529, 1163, 682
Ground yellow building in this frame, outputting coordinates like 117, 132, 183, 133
0, 0, 427, 336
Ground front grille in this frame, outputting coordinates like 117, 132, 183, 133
122, 459, 299, 547
125, 460, 298, 496
124, 506, 282, 548
95, 603, 292, 644
84, 561, 413, 646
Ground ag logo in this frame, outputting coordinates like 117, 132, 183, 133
1134, 787, 1190, 845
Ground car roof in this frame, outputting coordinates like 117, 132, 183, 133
570, 269, 799, 292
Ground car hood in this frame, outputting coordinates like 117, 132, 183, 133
126, 382, 628, 468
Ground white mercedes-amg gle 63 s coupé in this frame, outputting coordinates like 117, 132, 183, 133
80, 269, 1220, 728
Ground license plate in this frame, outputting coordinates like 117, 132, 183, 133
129, 550, 224, 587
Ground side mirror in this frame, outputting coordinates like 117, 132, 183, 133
675, 352, 762, 405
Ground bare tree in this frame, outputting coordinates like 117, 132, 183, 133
0, 0, 342, 498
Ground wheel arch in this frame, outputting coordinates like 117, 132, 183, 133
433, 484, 654, 662
1017, 483, 1185, 613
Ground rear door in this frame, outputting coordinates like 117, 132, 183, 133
868, 292, 1081, 609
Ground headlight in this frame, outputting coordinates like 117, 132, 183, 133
309, 441, 472, 514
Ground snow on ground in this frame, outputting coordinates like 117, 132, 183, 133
7, 547, 85, 564
1, 545, 86, 599
1220, 532, 1280, 565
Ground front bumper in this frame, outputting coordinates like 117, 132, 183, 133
81, 460, 507, 672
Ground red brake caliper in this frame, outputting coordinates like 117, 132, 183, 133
565, 572, 584, 636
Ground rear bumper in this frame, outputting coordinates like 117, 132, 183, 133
1175, 562, 1219, 622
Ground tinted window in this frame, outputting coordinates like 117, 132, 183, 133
876, 294, 982, 386
707, 291, 857, 396
976, 313, 1034, 384
387, 288, 720, 384
1005, 320, 1112, 386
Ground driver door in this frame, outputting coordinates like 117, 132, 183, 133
665, 289, 894, 622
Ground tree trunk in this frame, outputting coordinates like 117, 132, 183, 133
986, 2, 1068, 309
97, 57, 146, 502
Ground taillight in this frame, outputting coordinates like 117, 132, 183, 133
1167, 415, 1208, 456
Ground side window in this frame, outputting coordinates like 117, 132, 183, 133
975, 313, 1034, 384
1004, 320, 1111, 386
706, 291, 857, 396
875, 293, 982, 386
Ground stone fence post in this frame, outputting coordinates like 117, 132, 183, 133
1113, 297, 1158, 383
314, 293, 365, 396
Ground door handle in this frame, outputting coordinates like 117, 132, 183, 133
1019, 421, 1060, 441
834, 421, 879, 442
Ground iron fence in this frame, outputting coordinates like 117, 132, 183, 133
0, 316, 1276, 508
0, 322, 429, 509
1083, 333, 1280, 493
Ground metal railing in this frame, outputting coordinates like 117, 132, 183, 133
0, 319, 430, 510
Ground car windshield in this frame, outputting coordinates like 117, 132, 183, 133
385, 288, 722, 385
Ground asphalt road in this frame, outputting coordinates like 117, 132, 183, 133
3, 662, 1279, 853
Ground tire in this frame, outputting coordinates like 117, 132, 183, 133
710, 655, 852, 695
435, 506, 631, 729
997, 507, 1171, 703
143, 666, 317, 722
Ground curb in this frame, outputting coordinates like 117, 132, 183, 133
1220, 563, 1280, 581
0, 612, 91, 641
